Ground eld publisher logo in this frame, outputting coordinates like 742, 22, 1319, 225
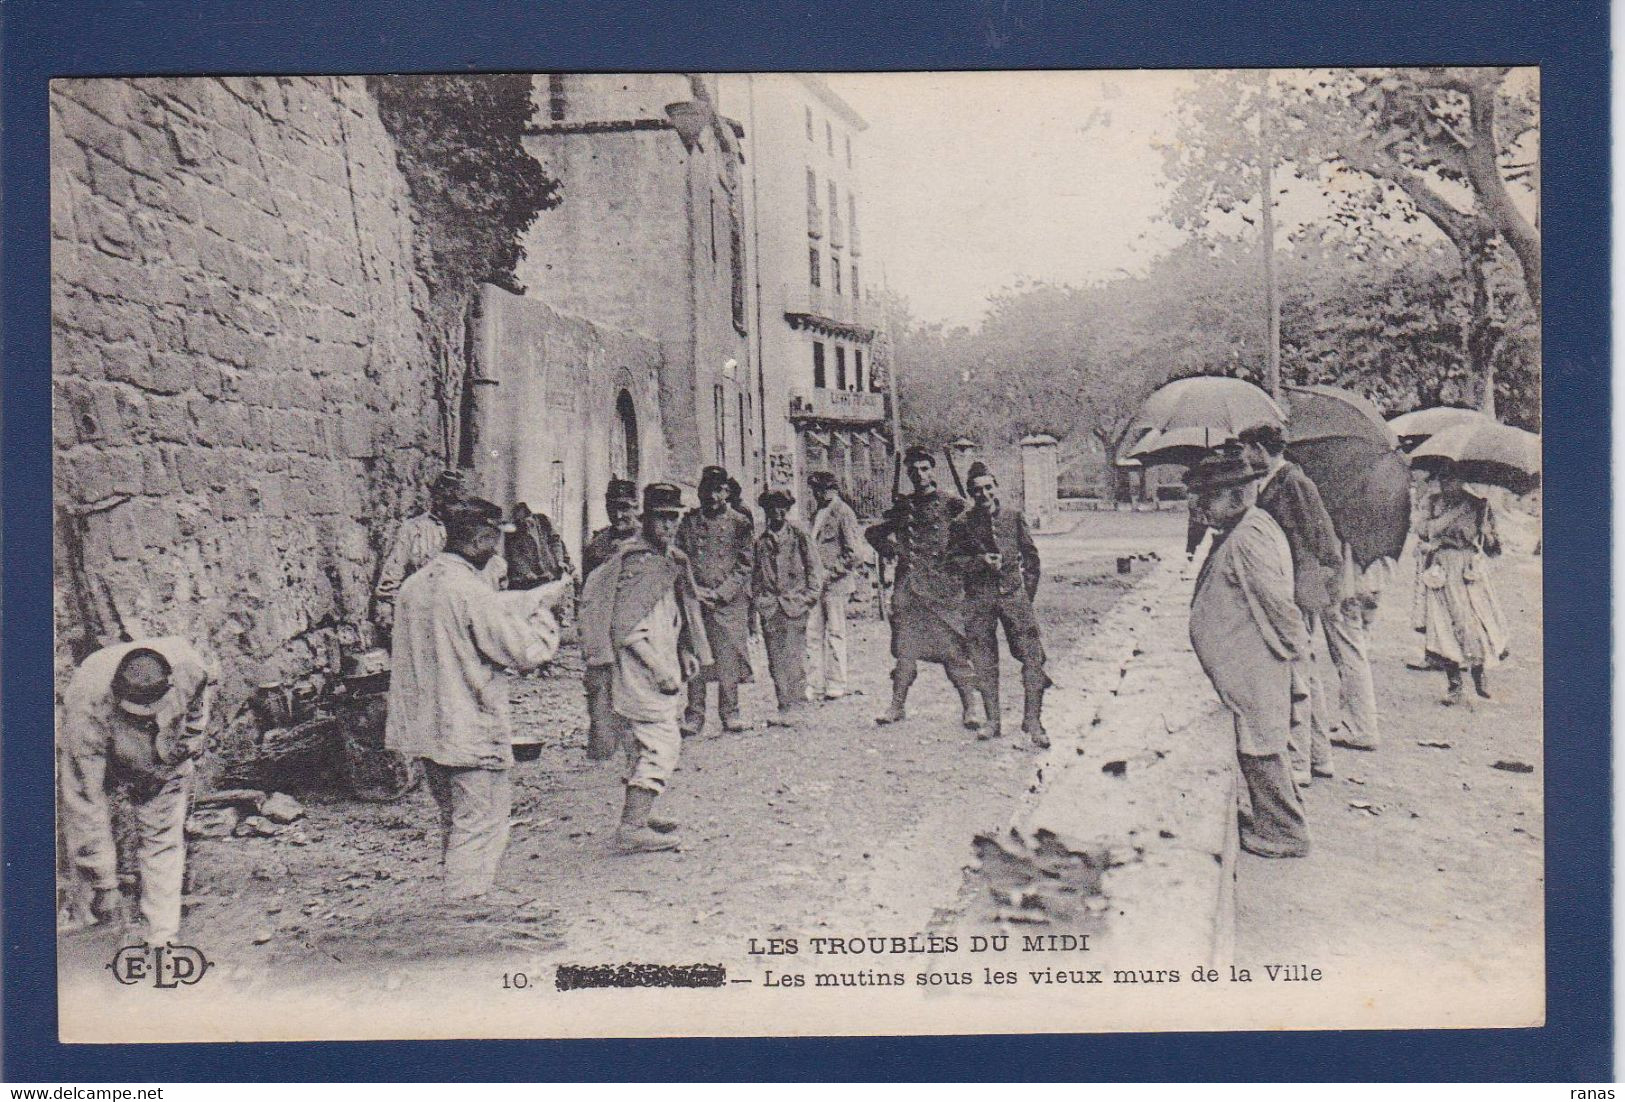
107, 943, 213, 988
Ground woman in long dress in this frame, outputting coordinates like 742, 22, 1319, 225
1417, 475, 1511, 706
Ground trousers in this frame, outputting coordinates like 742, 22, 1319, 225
420, 760, 512, 898
684, 680, 740, 731
761, 609, 810, 710
804, 581, 851, 698
67, 764, 193, 944
623, 715, 682, 794
1322, 596, 1380, 749
1236, 750, 1310, 858
1288, 611, 1334, 781
584, 663, 623, 760
963, 589, 1046, 718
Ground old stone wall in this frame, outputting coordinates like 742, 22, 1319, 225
51, 77, 440, 728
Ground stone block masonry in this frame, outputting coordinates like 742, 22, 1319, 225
51, 76, 442, 752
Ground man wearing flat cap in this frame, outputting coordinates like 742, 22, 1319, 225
386, 497, 568, 897
1186, 455, 1312, 859
948, 461, 1049, 747
374, 469, 505, 641
579, 483, 712, 853
677, 465, 756, 735
865, 444, 981, 729
805, 470, 865, 701
580, 478, 643, 760
59, 637, 219, 944
752, 489, 824, 724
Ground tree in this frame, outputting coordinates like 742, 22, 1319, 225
1164, 67, 1540, 415
368, 75, 562, 462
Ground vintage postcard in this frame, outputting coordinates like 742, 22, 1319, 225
51, 68, 1543, 1042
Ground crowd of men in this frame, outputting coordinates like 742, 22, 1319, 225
58, 448, 1052, 939
56, 416, 1518, 939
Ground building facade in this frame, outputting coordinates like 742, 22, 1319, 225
719, 74, 895, 519
514, 73, 760, 535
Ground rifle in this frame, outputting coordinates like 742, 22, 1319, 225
942, 446, 966, 499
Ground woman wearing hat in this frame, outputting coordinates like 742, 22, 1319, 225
1415, 475, 1511, 706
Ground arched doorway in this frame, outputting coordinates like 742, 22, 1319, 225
612, 389, 640, 483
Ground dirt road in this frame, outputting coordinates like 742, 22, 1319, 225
1234, 540, 1544, 1000
62, 509, 1178, 995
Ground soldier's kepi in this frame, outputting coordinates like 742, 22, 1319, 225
947, 461, 1050, 747
864, 444, 982, 729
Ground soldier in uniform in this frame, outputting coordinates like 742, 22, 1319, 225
947, 462, 1050, 747
677, 466, 756, 735
582, 479, 641, 581
580, 479, 642, 760
865, 445, 981, 730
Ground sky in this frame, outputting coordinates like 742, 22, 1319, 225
826, 70, 1197, 328
824, 69, 1538, 330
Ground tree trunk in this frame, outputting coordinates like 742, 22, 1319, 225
1463, 77, 1541, 315
1463, 248, 1496, 417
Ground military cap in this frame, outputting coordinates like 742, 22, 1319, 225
902, 445, 936, 467
112, 647, 173, 716
807, 470, 838, 490
444, 496, 515, 540
758, 489, 795, 511
966, 460, 994, 483
606, 478, 638, 505
699, 465, 731, 492
643, 482, 685, 515
1185, 455, 1262, 493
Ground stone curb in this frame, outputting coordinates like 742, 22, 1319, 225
971, 554, 1238, 965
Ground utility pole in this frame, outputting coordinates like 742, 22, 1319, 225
1259, 72, 1281, 400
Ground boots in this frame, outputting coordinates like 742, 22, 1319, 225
876, 673, 911, 725
958, 683, 983, 731
977, 685, 1001, 741
1470, 665, 1491, 700
1021, 673, 1048, 749
614, 786, 679, 854
1442, 667, 1466, 707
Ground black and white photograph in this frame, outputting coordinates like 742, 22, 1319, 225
50, 68, 1543, 1041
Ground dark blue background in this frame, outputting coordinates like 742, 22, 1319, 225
4, 0, 1610, 1082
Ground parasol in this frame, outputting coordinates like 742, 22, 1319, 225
1282, 385, 1410, 567
1409, 420, 1541, 494
1386, 406, 1491, 451
1126, 376, 1285, 467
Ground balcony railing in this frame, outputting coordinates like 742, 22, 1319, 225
783, 282, 869, 329
789, 387, 887, 425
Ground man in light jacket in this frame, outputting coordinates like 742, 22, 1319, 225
59, 637, 218, 945
804, 470, 864, 701
1187, 455, 1312, 859
752, 490, 824, 724
579, 483, 712, 854
385, 498, 566, 898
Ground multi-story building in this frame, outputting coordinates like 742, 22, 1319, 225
719, 74, 894, 518
513, 73, 760, 534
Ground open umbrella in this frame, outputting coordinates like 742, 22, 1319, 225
1126, 376, 1284, 467
1409, 420, 1541, 493
1387, 406, 1491, 451
1282, 385, 1411, 568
